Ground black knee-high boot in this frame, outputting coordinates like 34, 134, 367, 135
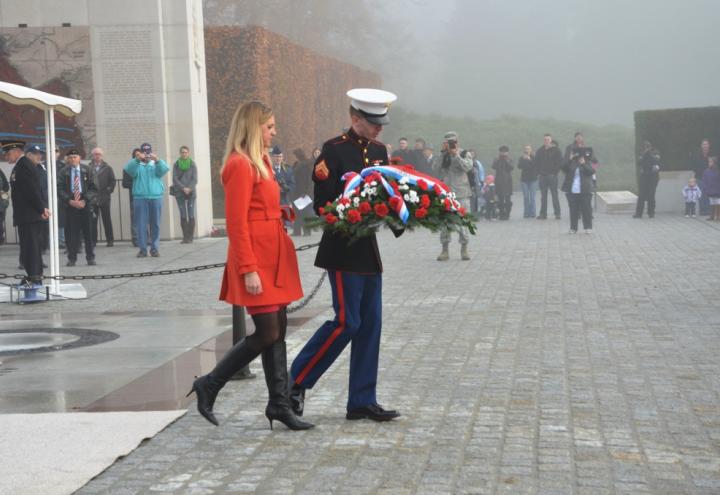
187, 339, 260, 426
261, 341, 314, 430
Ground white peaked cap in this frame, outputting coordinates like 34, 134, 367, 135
347, 88, 398, 125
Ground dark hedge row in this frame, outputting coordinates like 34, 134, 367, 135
634, 106, 720, 172
205, 26, 381, 217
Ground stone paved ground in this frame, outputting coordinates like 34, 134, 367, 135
66, 213, 720, 493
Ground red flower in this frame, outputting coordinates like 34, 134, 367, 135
347, 209, 362, 224
433, 185, 442, 194
420, 195, 431, 208
319, 207, 326, 215
391, 182, 401, 195
326, 201, 332, 207
444, 198, 453, 211
374, 203, 389, 217
325, 213, 338, 224
389, 196, 403, 212
459, 207, 466, 216
359, 201, 372, 214
339, 198, 351, 206
417, 179, 428, 191
415, 207, 428, 219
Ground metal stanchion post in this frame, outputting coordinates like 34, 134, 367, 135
229, 304, 256, 380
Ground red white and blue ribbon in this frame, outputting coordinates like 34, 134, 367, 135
340, 165, 454, 224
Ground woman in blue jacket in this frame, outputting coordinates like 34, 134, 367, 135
123, 143, 169, 257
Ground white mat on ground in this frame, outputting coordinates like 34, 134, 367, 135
0, 410, 186, 495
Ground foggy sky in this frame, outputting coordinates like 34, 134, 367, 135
382, 0, 720, 126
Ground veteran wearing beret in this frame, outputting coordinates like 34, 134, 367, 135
3, 140, 50, 285
289, 88, 402, 422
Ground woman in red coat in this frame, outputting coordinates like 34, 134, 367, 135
188, 101, 313, 430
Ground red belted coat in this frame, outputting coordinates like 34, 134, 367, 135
219, 152, 303, 307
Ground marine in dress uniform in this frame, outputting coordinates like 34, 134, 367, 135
289, 88, 402, 421
3, 140, 49, 284
58, 149, 97, 266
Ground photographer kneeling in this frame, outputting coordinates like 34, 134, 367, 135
561, 148, 595, 234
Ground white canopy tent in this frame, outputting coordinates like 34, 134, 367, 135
0, 81, 85, 300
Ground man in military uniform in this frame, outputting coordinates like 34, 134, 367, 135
58, 149, 98, 266
3, 140, 50, 285
289, 88, 402, 422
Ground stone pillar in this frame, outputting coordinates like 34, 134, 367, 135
88, 0, 212, 241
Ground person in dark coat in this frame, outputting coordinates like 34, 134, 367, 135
4, 140, 50, 284
0, 165, 9, 245
171, 145, 198, 243
561, 149, 595, 233
89, 147, 116, 247
689, 139, 712, 216
633, 141, 662, 219
535, 134, 563, 219
290, 88, 402, 423
290, 148, 314, 236
492, 146, 514, 220
58, 149, 98, 266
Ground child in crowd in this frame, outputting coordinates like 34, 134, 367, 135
702, 156, 720, 221
682, 177, 702, 217
482, 175, 497, 220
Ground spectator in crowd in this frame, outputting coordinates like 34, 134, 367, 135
468, 149, 485, 214
58, 149, 97, 266
291, 148, 314, 236
682, 177, 702, 218
5, 140, 50, 284
420, 145, 435, 176
535, 133, 563, 219
0, 164, 8, 245
53, 148, 67, 249
518, 145, 538, 218
122, 148, 141, 247
492, 146, 514, 220
633, 141, 662, 219
124, 143, 169, 257
409, 138, 426, 168
271, 145, 294, 206
689, 138, 711, 216
172, 145, 198, 244
702, 156, 720, 221
433, 131, 473, 260
391, 137, 413, 164
89, 147, 116, 247
561, 147, 595, 234
482, 175, 497, 220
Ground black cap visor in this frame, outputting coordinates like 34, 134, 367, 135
358, 108, 390, 126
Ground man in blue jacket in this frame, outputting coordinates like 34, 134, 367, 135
123, 143, 169, 257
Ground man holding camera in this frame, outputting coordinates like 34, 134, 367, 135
561, 147, 596, 233
432, 131, 474, 261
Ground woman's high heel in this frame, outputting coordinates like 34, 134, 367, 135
188, 375, 222, 426
261, 341, 314, 431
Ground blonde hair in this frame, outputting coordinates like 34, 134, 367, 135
222, 101, 273, 180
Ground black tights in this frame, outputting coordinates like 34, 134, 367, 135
245, 307, 288, 352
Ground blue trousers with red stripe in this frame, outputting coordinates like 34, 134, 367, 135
290, 270, 382, 411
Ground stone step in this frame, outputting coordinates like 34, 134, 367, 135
597, 190, 637, 214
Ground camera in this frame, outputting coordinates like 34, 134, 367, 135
448, 140, 458, 150
571, 147, 593, 160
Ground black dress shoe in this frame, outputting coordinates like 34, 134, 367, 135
290, 384, 305, 416
66, 260, 76, 267
87, 259, 97, 266
346, 404, 401, 422
106, 241, 114, 247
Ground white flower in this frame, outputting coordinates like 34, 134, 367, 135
403, 194, 410, 201
337, 204, 346, 212
370, 181, 378, 186
353, 197, 360, 207
360, 191, 367, 198
338, 210, 344, 219
399, 176, 409, 185
408, 190, 418, 198
399, 184, 409, 191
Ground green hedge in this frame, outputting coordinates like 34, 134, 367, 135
634, 106, 720, 171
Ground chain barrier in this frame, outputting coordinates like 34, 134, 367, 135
0, 242, 321, 282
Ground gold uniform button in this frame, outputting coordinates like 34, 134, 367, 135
364, 158, 369, 164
